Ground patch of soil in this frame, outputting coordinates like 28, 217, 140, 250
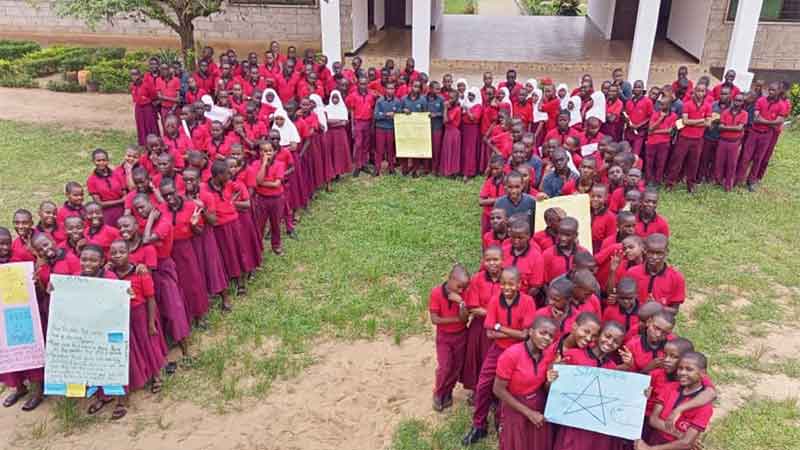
0, 87, 133, 131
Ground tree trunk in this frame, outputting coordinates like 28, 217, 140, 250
178, 21, 196, 70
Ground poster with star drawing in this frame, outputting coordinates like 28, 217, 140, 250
544, 364, 651, 440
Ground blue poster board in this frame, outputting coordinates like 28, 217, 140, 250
544, 364, 651, 440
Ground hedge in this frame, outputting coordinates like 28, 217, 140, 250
0, 40, 41, 60
87, 55, 146, 93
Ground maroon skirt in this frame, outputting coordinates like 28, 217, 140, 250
461, 123, 481, 177
461, 315, 491, 391
300, 146, 315, 204
439, 125, 462, 176
479, 140, 492, 175
128, 302, 168, 390
213, 221, 244, 280
152, 257, 191, 343
320, 130, 336, 183
602, 120, 624, 142
134, 103, 160, 145
190, 227, 228, 296
554, 425, 619, 450
328, 126, 353, 177
500, 389, 552, 450
102, 203, 124, 229
172, 238, 209, 321
237, 210, 263, 273
287, 157, 304, 211
309, 134, 326, 191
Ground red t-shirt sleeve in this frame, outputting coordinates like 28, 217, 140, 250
495, 347, 517, 380
668, 271, 686, 305
140, 273, 155, 298
428, 288, 442, 314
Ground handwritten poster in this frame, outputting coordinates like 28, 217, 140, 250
0, 262, 45, 374
394, 112, 432, 159
534, 194, 593, 252
44, 275, 130, 394
544, 364, 651, 440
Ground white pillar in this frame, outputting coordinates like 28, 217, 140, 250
374, 0, 385, 30
725, 0, 763, 91
412, 0, 432, 74
320, 0, 342, 67
627, 0, 661, 86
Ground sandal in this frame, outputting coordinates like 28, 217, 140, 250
164, 361, 178, 376
150, 378, 163, 394
110, 404, 127, 421
21, 395, 43, 412
87, 397, 112, 415
3, 388, 28, 408
236, 285, 246, 296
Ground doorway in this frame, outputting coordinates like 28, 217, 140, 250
386, 0, 407, 26
610, 0, 672, 40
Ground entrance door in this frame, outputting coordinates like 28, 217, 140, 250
610, 0, 638, 40
657, 0, 672, 38
386, 0, 407, 26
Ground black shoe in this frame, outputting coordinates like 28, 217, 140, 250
747, 181, 757, 192
353, 168, 361, 177
287, 230, 298, 240
461, 427, 487, 446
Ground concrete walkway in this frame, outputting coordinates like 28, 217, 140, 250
477, 0, 522, 16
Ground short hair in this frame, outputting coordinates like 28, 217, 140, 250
666, 337, 695, 355
682, 351, 708, 370
575, 311, 601, 327
617, 276, 638, 294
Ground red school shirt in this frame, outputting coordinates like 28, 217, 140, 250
428, 283, 466, 333
578, 130, 606, 147
648, 368, 715, 416
278, 72, 300, 102
185, 87, 207, 106
166, 198, 198, 241
87, 170, 126, 202
128, 241, 158, 270
479, 175, 505, 216
346, 91, 376, 121
718, 108, 749, 141
495, 341, 556, 396
752, 96, 788, 133
489, 131, 513, 160
247, 160, 287, 197
484, 293, 537, 349
192, 71, 217, 94
118, 269, 156, 308
535, 304, 579, 340
465, 270, 502, 310
202, 182, 238, 225
602, 301, 640, 339
151, 173, 186, 195
646, 111, 677, 145
502, 244, 545, 294
463, 104, 483, 125
540, 97, 562, 131
445, 105, 462, 128
625, 96, 654, 126
591, 208, 617, 252
36, 250, 81, 289
512, 99, 532, 127
55, 203, 84, 243
10, 237, 35, 262
625, 332, 670, 372
482, 230, 508, 251
123, 190, 162, 213
480, 104, 499, 135
130, 79, 156, 106
134, 213, 174, 260
680, 98, 712, 139
155, 76, 181, 108
624, 263, 685, 307
563, 346, 617, 369
606, 98, 624, 120
635, 212, 670, 238
186, 189, 217, 228
541, 244, 588, 284
544, 127, 581, 146
653, 385, 714, 442
533, 229, 558, 252
84, 225, 121, 253
710, 83, 740, 102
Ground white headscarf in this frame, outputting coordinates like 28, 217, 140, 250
272, 110, 300, 146
326, 90, 349, 121
567, 96, 582, 127
309, 93, 328, 131
532, 88, 548, 122
557, 83, 570, 109
525, 79, 538, 98
463, 87, 482, 109
586, 91, 607, 123
499, 87, 512, 113
456, 78, 469, 105
261, 88, 284, 112
201, 94, 214, 106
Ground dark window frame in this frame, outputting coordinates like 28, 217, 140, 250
726, 0, 800, 23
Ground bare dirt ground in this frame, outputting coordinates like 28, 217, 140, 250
0, 87, 134, 131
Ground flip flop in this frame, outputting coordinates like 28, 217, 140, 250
87, 397, 113, 415
165, 361, 178, 376
21, 395, 44, 412
110, 404, 127, 421
3, 389, 28, 408
150, 378, 163, 394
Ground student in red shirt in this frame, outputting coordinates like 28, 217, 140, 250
601, 233, 644, 295
602, 276, 640, 339
544, 111, 581, 146
155, 63, 181, 126
87, 148, 127, 228
590, 184, 616, 253
35, 201, 58, 241
493, 316, 558, 450
624, 80, 654, 156
533, 207, 565, 252
439, 90, 463, 177
625, 234, 685, 314
83, 202, 120, 255
130, 68, 160, 145
535, 277, 579, 341
538, 82, 561, 132
10, 210, 35, 263
55, 181, 85, 243
462, 88, 484, 180
645, 95, 677, 185
251, 141, 287, 255
636, 189, 670, 238
736, 81, 787, 191
483, 208, 510, 251
193, 60, 217, 95
667, 84, 711, 192
754, 81, 791, 184
462, 246, 503, 393
503, 219, 544, 299
346, 78, 375, 176
603, 83, 625, 141
205, 160, 247, 299
478, 156, 506, 233
638, 353, 714, 449
429, 264, 470, 411
624, 309, 675, 373
463, 267, 537, 446
542, 217, 587, 284
715, 92, 748, 191
710, 69, 740, 101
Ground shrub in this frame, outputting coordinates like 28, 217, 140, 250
87, 58, 146, 93
0, 40, 41, 59
18, 46, 91, 76
46, 79, 86, 92
0, 58, 38, 88
93, 47, 126, 62
790, 83, 800, 117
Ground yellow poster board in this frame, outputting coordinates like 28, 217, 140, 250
533, 194, 593, 253
394, 112, 432, 159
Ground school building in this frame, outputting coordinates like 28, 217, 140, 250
0, 0, 798, 85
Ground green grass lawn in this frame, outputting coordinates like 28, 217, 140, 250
445, 0, 476, 14
1, 119, 798, 449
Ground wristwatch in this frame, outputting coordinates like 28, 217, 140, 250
494, 323, 502, 331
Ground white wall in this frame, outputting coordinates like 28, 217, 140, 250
587, 0, 616, 40
667, 0, 712, 59
406, 0, 413, 25
432, 0, 443, 28
374, 0, 385, 29
352, 0, 369, 51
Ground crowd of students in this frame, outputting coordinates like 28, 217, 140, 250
0, 41, 790, 441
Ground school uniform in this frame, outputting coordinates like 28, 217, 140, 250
428, 94, 446, 173
624, 96, 654, 156
698, 101, 724, 183
603, 98, 625, 141
462, 271, 502, 390
602, 301, 640, 341
400, 95, 429, 173
644, 111, 677, 184
591, 207, 617, 253
478, 104, 499, 173
461, 104, 483, 177
248, 159, 287, 252
625, 332, 669, 372
540, 97, 562, 132
541, 243, 588, 285
166, 197, 210, 322
472, 292, 537, 429
593, 234, 624, 293
297, 113, 325, 191
737, 96, 788, 186
429, 283, 467, 402
535, 304, 578, 341
131, 78, 160, 145
608, 183, 645, 213
624, 263, 685, 308
495, 342, 556, 450
482, 230, 508, 250
715, 107, 748, 191
648, 385, 714, 445
84, 224, 121, 255
55, 202, 84, 243
439, 105, 463, 176
544, 127, 582, 147
478, 175, 505, 233
344, 91, 374, 170
533, 229, 558, 252
754, 97, 791, 182
667, 98, 711, 190
494, 193, 536, 231
488, 129, 513, 161
155, 75, 181, 123
186, 189, 229, 297
503, 244, 544, 297
635, 212, 670, 238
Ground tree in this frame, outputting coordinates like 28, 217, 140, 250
52, 0, 224, 64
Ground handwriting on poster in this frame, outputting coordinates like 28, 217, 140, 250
0, 262, 45, 374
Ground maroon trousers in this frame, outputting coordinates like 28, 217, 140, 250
255, 193, 284, 251
472, 343, 505, 428
755, 128, 782, 181
714, 138, 741, 191
666, 136, 702, 189
699, 138, 718, 183
644, 142, 670, 184
736, 128, 773, 185
625, 129, 646, 156
352, 119, 372, 169
434, 329, 467, 401
374, 128, 396, 174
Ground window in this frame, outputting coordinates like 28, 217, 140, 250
727, 0, 800, 22
228, 0, 315, 5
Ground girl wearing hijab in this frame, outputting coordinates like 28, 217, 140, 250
461, 87, 483, 180
270, 110, 302, 241
456, 78, 469, 106
557, 83, 570, 110
531, 88, 549, 148
497, 87, 512, 115
310, 94, 335, 190
260, 88, 285, 123
325, 90, 353, 178
567, 96, 583, 130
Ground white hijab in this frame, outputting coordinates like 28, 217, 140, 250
309, 93, 328, 131
272, 110, 300, 146
532, 88, 548, 122
586, 91, 607, 123
567, 96, 582, 127
261, 88, 284, 112
499, 87, 512, 113
463, 87, 482, 109
326, 90, 349, 121
557, 83, 570, 109
525, 79, 538, 99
